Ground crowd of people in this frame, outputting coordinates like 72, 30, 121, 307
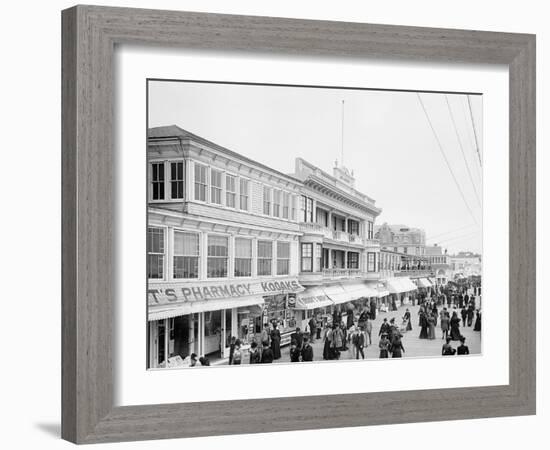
185, 282, 481, 367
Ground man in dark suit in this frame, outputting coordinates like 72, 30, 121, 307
308, 317, 317, 343
301, 337, 314, 362
290, 327, 304, 350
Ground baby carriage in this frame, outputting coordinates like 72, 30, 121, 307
399, 317, 409, 333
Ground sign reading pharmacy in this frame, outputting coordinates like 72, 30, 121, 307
148, 277, 304, 305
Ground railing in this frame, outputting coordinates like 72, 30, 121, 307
299, 223, 380, 247
322, 268, 362, 278
394, 268, 434, 277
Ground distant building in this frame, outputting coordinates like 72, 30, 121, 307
425, 244, 451, 285
375, 222, 427, 263
449, 251, 482, 278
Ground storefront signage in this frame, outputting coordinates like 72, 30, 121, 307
148, 278, 303, 305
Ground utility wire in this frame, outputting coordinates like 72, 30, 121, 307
460, 96, 483, 183
445, 95, 482, 208
417, 93, 478, 226
427, 223, 477, 241
435, 231, 479, 245
467, 95, 483, 167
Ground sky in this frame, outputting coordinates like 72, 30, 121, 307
148, 80, 483, 255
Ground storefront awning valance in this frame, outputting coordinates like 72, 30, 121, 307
385, 277, 418, 294
417, 278, 432, 288
148, 276, 303, 321
294, 287, 333, 310
148, 276, 303, 307
149, 295, 265, 321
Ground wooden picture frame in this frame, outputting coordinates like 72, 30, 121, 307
61, 5, 536, 444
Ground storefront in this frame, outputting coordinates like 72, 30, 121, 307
384, 277, 417, 307
147, 277, 303, 368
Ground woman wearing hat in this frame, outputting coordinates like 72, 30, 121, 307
378, 333, 390, 358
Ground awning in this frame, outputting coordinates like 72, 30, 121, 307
149, 295, 265, 321
322, 284, 357, 305
366, 282, 390, 298
294, 287, 333, 310
417, 278, 432, 288
340, 282, 379, 298
385, 277, 418, 294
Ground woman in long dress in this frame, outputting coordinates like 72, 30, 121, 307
440, 308, 450, 340
379, 333, 390, 358
419, 310, 428, 339
323, 325, 333, 360
403, 309, 412, 331
474, 309, 482, 331
449, 311, 462, 341
270, 325, 281, 360
427, 313, 436, 340
390, 335, 405, 358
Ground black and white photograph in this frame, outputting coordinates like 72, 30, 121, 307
146, 80, 483, 369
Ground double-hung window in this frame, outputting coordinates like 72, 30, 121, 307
239, 179, 249, 211
276, 242, 290, 275
234, 238, 252, 277
273, 190, 281, 217
301, 243, 313, 272
207, 235, 228, 278
257, 240, 273, 276
301, 196, 313, 222
194, 164, 208, 201
170, 161, 184, 199
367, 252, 376, 272
226, 175, 236, 208
348, 252, 359, 269
211, 169, 222, 205
263, 186, 272, 215
315, 244, 323, 272
147, 227, 165, 279
173, 231, 199, 278
282, 192, 290, 219
367, 221, 374, 239
151, 162, 165, 200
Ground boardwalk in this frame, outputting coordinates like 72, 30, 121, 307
274, 304, 481, 364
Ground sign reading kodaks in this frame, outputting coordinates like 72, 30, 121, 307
148, 278, 303, 305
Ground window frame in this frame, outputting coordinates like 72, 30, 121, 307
173, 230, 200, 279
234, 237, 253, 278
367, 252, 376, 272
301, 242, 313, 272
194, 163, 208, 202
147, 226, 165, 279
276, 241, 290, 275
263, 186, 272, 216
206, 234, 229, 278
150, 161, 166, 201
239, 178, 249, 211
225, 174, 237, 208
210, 168, 223, 205
169, 160, 185, 200
257, 240, 273, 276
